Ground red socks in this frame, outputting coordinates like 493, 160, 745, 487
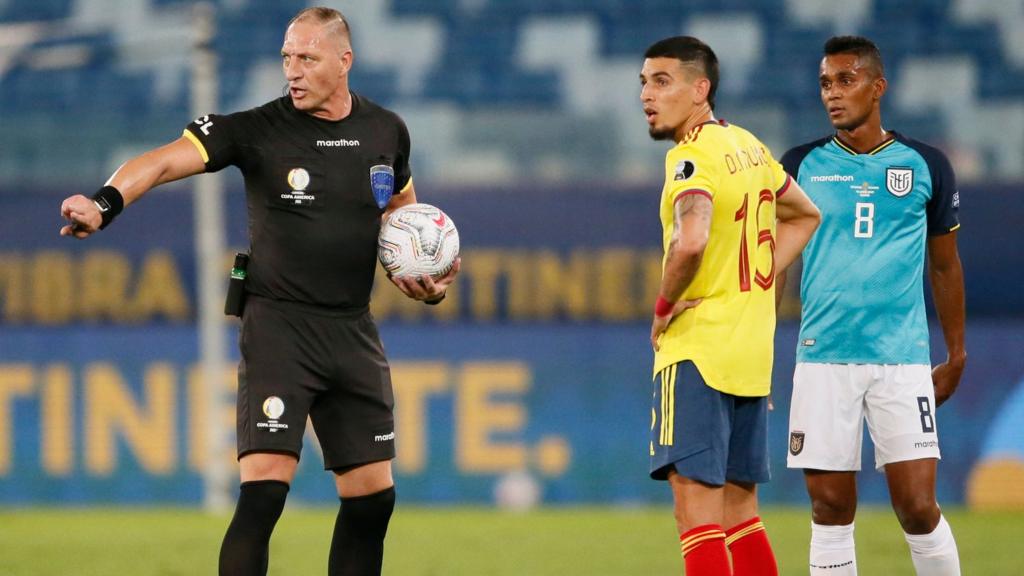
725, 516, 778, 576
680, 524, 731, 576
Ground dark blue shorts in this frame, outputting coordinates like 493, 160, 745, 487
650, 361, 770, 486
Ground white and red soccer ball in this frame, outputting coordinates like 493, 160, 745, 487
378, 203, 460, 279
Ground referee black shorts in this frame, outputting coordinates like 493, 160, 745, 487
236, 295, 395, 470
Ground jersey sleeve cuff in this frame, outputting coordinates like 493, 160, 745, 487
182, 129, 210, 164
398, 176, 413, 195
775, 174, 792, 197
927, 223, 961, 236
674, 189, 713, 203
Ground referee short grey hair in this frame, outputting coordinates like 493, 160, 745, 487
288, 6, 352, 48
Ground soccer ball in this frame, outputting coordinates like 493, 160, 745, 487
378, 203, 460, 279
494, 470, 541, 512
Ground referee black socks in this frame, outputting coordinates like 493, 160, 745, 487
219, 480, 290, 576
329, 486, 396, 576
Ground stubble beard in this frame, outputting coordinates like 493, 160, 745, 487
648, 125, 675, 141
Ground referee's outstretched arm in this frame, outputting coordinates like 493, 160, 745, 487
59, 136, 205, 238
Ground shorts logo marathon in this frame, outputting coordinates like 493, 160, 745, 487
886, 166, 914, 197
258, 396, 289, 433
789, 431, 805, 456
374, 431, 395, 442
316, 138, 360, 147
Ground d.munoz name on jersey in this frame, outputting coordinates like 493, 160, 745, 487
317, 139, 360, 147
809, 174, 855, 182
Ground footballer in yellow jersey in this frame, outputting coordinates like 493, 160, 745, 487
640, 36, 820, 576
654, 119, 790, 397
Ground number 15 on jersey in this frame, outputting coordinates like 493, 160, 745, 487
734, 189, 776, 292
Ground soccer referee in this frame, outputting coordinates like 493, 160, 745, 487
59, 7, 458, 576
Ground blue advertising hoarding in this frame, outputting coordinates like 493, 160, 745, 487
1, 184, 1021, 506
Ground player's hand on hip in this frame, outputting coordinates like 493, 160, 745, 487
390, 257, 460, 302
932, 356, 965, 407
650, 298, 702, 351
59, 194, 101, 238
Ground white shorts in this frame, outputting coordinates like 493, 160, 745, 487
787, 363, 941, 471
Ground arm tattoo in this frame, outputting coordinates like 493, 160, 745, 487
673, 193, 713, 240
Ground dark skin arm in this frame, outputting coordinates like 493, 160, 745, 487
927, 230, 966, 407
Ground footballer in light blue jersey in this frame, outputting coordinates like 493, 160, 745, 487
781, 132, 960, 365
782, 36, 965, 576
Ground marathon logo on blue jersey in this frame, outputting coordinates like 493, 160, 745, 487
370, 164, 395, 209
886, 166, 914, 197
809, 174, 854, 182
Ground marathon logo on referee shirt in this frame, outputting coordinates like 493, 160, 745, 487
374, 431, 395, 442
316, 138, 360, 147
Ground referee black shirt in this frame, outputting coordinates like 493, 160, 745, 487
183, 93, 412, 309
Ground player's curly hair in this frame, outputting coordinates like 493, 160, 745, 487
824, 35, 884, 78
644, 36, 719, 111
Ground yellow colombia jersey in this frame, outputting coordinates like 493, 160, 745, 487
654, 120, 791, 397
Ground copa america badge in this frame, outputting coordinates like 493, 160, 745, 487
287, 168, 310, 192
370, 164, 395, 209
262, 396, 285, 420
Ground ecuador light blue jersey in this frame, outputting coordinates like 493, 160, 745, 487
781, 133, 960, 364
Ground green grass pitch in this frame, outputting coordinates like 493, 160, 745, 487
4, 506, 1021, 574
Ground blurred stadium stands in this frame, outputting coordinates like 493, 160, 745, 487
1, 0, 1023, 186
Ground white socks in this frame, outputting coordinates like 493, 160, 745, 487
810, 522, 857, 575
904, 514, 961, 576
810, 515, 960, 575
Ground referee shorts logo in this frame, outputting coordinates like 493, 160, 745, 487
262, 396, 285, 420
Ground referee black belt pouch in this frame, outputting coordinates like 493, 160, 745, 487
224, 252, 249, 317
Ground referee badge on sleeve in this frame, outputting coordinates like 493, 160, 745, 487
370, 164, 395, 209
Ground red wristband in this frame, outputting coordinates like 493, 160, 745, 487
654, 296, 675, 317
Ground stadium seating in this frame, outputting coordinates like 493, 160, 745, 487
1, 0, 1022, 186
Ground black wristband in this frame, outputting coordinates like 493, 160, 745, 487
91, 185, 124, 230
424, 292, 446, 305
